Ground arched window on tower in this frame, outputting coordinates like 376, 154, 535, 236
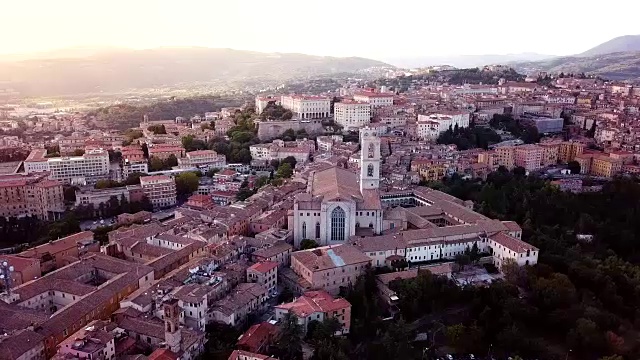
368, 143, 375, 158
315, 222, 320, 239
330, 207, 346, 242
367, 164, 374, 177
302, 222, 307, 239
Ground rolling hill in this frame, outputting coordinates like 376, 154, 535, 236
578, 35, 640, 57
511, 51, 640, 80
0, 47, 391, 97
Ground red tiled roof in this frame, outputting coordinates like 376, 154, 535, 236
490, 232, 537, 253
248, 261, 278, 274
148, 348, 179, 360
236, 322, 277, 353
275, 290, 350, 317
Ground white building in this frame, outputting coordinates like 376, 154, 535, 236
140, 175, 177, 209
281, 95, 331, 119
24, 148, 50, 174
47, 149, 110, 185
416, 111, 471, 140
291, 128, 382, 247
334, 101, 371, 130
123, 160, 149, 178
353, 92, 394, 108
179, 150, 227, 170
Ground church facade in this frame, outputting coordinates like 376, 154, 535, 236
291, 129, 383, 248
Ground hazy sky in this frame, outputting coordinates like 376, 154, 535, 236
2, 0, 639, 59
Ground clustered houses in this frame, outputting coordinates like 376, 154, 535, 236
20, 70, 640, 360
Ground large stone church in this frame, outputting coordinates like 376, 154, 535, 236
291, 129, 383, 248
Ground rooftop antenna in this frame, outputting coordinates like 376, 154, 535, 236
0, 260, 15, 295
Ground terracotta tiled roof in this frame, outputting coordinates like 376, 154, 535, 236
490, 232, 537, 253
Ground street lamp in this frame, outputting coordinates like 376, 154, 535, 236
0, 260, 15, 295
565, 349, 572, 360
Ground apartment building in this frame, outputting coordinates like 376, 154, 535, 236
353, 92, 394, 108
495, 146, 516, 169
0, 173, 64, 220
47, 149, 110, 185
538, 142, 560, 167
575, 153, 623, 178
140, 175, 177, 209
514, 144, 543, 171
334, 101, 371, 130
558, 141, 585, 163
179, 150, 227, 170
290, 244, 371, 295
275, 290, 351, 335
280, 95, 331, 119
247, 261, 278, 293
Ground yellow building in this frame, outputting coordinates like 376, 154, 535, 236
419, 164, 447, 182
575, 153, 622, 178
538, 142, 560, 167
558, 141, 585, 163
591, 155, 622, 178
495, 146, 516, 169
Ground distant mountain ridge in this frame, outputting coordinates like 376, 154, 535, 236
507, 35, 640, 80
578, 35, 640, 57
383, 53, 554, 69
0, 47, 391, 97
510, 51, 640, 80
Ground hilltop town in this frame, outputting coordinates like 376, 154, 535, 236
1, 67, 640, 360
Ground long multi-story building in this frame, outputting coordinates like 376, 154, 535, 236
353, 92, 394, 108
24, 148, 50, 174
334, 101, 371, 130
558, 141, 585, 163
47, 149, 110, 185
280, 95, 331, 119
514, 144, 544, 171
178, 150, 227, 170
0, 173, 64, 220
140, 175, 177, 209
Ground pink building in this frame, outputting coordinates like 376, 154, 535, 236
514, 144, 543, 171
